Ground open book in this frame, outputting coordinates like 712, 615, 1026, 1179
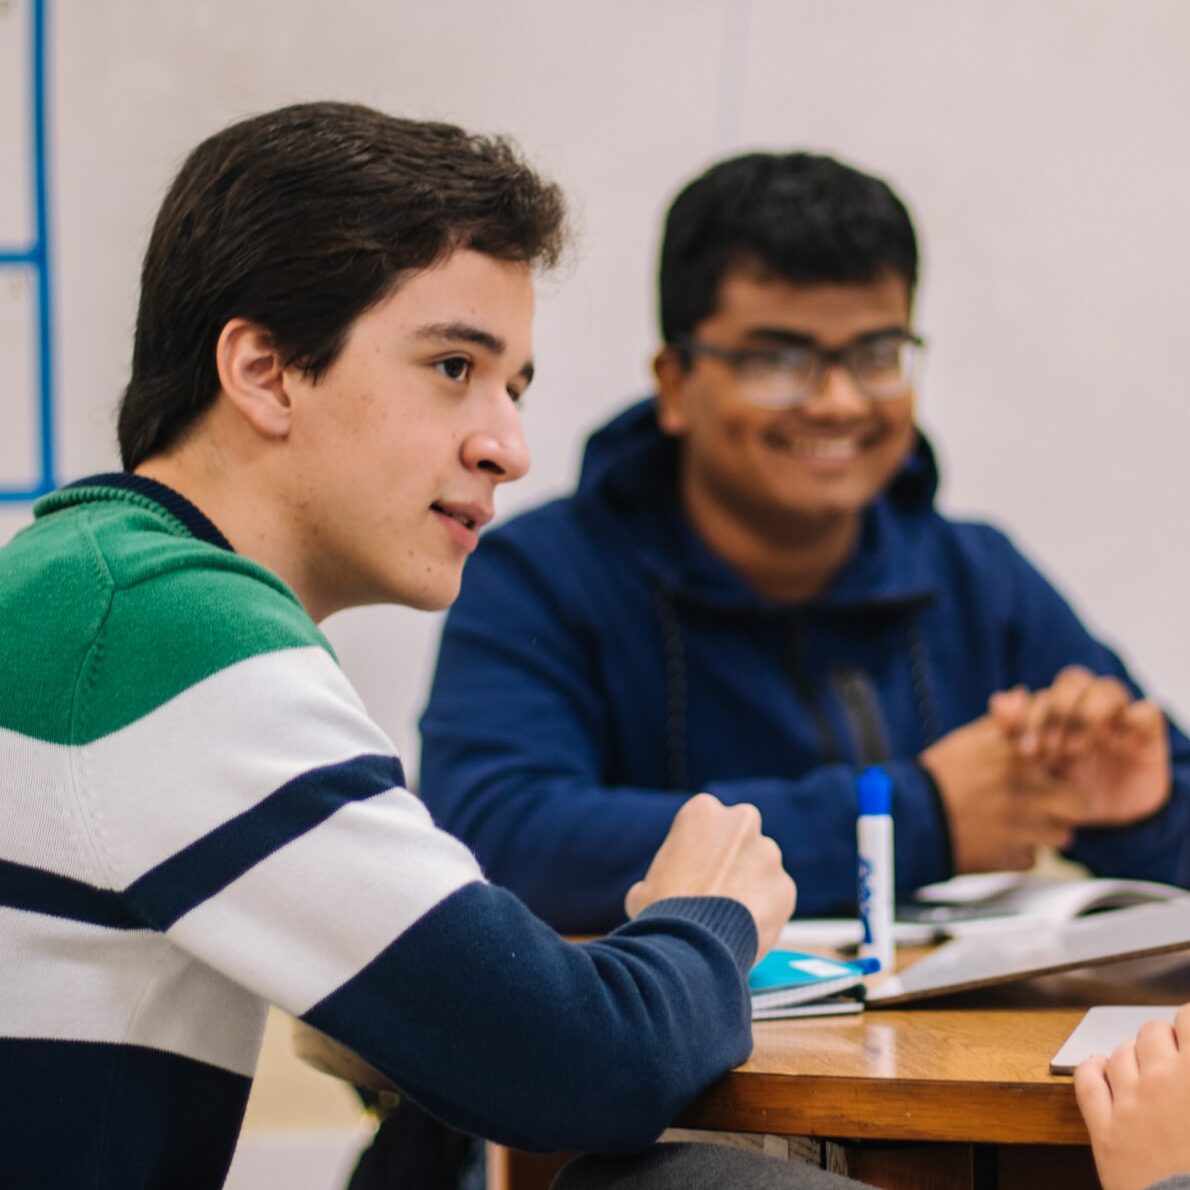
779, 874, 1190, 951
902, 873, 1190, 935
748, 950, 876, 1020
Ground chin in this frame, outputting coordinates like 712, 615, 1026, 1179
402, 580, 463, 613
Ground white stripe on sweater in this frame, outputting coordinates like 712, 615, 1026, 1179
167, 785, 484, 1015
0, 906, 266, 1075
0, 726, 96, 880
75, 645, 400, 887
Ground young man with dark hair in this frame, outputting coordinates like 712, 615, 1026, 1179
420, 150, 1190, 934
0, 104, 867, 1190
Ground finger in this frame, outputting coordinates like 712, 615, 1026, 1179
1070, 679, 1132, 752
679, 791, 725, 820
1034, 667, 1099, 762
1113, 699, 1167, 747
1050, 683, 1127, 765
624, 880, 647, 919
1073, 1054, 1113, 1131
1135, 1018, 1178, 1070
1018, 779, 1088, 827
1172, 1004, 1190, 1057
757, 833, 785, 870
1018, 685, 1071, 759
671, 792, 738, 847
1105, 1038, 1140, 1093
723, 800, 763, 850
988, 686, 1030, 735
998, 842, 1037, 871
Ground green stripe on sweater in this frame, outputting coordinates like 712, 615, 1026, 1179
0, 491, 331, 744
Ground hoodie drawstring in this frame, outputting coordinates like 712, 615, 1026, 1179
654, 586, 691, 792
655, 592, 944, 784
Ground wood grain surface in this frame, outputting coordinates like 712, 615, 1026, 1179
678, 950, 1190, 1144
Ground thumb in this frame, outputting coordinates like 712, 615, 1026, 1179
1073, 1054, 1113, 1132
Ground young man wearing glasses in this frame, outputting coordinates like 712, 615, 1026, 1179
420, 151, 1190, 935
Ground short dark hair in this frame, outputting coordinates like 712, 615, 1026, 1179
658, 151, 918, 346
118, 101, 567, 469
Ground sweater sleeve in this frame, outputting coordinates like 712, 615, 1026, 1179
72, 575, 758, 1154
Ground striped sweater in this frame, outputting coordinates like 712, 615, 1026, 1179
0, 475, 758, 1190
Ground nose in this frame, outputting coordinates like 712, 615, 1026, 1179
800, 362, 869, 418
462, 393, 530, 483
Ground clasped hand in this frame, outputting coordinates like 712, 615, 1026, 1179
921, 666, 1171, 873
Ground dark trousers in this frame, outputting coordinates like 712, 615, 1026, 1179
344, 1104, 871, 1190
553, 1143, 871, 1190
344, 1096, 479, 1190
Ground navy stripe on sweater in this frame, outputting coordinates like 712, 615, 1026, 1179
0, 857, 142, 928
64, 472, 235, 552
302, 882, 755, 1154
126, 753, 404, 929
0, 1037, 251, 1190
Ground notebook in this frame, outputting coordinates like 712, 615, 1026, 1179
866, 900, 1190, 1007
748, 949, 876, 1020
1050, 1006, 1181, 1074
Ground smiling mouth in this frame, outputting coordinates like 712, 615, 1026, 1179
431, 503, 477, 529
762, 432, 865, 460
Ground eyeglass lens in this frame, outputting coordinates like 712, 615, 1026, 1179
741, 336, 919, 408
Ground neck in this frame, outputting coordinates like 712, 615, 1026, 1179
680, 475, 861, 603
135, 448, 329, 621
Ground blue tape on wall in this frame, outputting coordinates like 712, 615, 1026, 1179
0, 0, 56, 502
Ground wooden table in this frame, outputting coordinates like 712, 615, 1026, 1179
493, 949, 1190, 1190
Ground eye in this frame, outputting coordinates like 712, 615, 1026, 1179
852, 337, 905, 377
741, 346, 815, 383
434, 355, 472, 383
506, 384, 526, 406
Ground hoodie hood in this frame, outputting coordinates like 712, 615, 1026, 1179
572, 397, 941, 611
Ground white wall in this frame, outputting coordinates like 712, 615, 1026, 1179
3, 0, 1189, 777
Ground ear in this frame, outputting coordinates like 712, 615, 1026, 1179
214, 319, 293, 440
652, 345, 692, 437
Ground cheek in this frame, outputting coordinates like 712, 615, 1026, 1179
867, 419, 917, 488
876, 405, 916, 452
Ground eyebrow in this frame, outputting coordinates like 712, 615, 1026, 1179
740, 324, 909, 349
414, 321, 535, 385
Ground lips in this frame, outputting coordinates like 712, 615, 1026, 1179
432, 505, 477, 529
431, 500, 492, 528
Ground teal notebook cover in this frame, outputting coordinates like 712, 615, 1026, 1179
748, 950, 878, 1016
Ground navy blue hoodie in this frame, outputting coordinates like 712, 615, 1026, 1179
421, 399, 1190, 933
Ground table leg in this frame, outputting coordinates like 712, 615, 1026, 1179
487, 1143, 573, 1190
995, 1144, 1098, 1189
828, 1140, 1100, 1190
828, 1141, 983, 1190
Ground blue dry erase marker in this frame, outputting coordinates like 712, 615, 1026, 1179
857, 765, 894, 973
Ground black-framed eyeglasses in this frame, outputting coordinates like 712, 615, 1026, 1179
675, 330, 925, 408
